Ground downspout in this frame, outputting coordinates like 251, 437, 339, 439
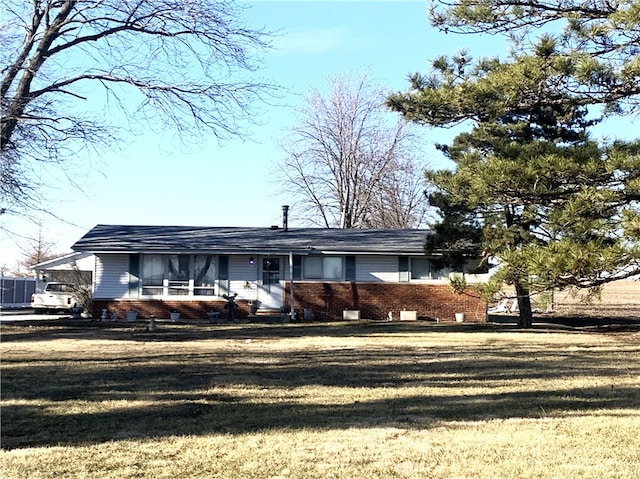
282, 205, 295, 321
289, 250, 295, 321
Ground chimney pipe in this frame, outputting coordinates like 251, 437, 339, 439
282, 205, 290, 231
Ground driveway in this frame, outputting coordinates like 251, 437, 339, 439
0, 309, 70, 322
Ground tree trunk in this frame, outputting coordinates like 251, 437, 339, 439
514, 281, 533, 328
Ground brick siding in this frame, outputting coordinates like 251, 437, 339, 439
91, 299, 240, 322
287, 282, 487, 322
93, 282, 486, 323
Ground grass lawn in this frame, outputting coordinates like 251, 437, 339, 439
1, 320, 639, 478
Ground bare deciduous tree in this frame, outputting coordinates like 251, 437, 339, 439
276, 73, 429, 229
1, 0, 274, 216
0, 224, 60, 276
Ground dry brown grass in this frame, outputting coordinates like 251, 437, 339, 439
1, 320, 639, 478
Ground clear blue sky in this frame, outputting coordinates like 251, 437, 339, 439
0, 0, 636, 272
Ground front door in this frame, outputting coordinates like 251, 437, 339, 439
258, 257, 283, 310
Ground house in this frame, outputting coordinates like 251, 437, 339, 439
71, 222, 488, 322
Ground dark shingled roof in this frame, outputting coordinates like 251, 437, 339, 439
72, 225, 431, 255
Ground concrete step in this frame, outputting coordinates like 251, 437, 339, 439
248, 310, 289, 323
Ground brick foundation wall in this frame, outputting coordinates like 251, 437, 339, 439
92, 282, 487, 323
91, 299, 247, 322
287, 282, 487, 322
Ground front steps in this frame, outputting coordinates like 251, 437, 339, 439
247, 309, 290, 323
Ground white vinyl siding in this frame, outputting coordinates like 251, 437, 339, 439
229, 255, 258, 300
94, 254, 129, 299
91, 252, 472, 301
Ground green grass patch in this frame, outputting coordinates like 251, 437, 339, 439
1, 320, 639, 478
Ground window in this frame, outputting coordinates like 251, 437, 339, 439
45, 283, 71, 292
409, 258, 450, 281
167, 254, 190, 295
324, 257, 343, 279
303, 256, 343, 280
304, 257, 322, 278
429, 263, 449, 280
410, 258, 430, 280
141, 254, 216, 296
142, 255, 165, 295
193, 255, 215, 296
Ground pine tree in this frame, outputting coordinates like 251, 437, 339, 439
389, 29, 640, 327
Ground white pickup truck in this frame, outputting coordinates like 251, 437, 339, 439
31, 282, 80, 312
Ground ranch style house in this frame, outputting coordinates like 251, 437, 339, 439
71, 223, 488, 322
